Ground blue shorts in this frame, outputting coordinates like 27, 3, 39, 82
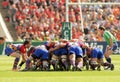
68, 45, 83, 58
54, 48, 68, 56
111, 42, 118, 51
91, 48, 104, 59
33, 48, 49, 60
5, 47, 14, 56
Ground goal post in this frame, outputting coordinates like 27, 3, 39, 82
64, 1, 120, 40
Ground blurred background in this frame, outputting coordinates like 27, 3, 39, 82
0, 0, 120, 42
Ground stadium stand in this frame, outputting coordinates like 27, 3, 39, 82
1, 0, 120, 41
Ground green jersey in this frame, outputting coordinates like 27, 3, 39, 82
103, 30, 117, 45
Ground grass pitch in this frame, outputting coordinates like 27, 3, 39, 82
0, 55, 120, 82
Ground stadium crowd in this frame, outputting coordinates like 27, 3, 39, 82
2, 0, 120, 41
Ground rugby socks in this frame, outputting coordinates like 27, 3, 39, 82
51, 60, 58, 70
51, 60, 58, 65
62, 61, 69, 70
19, 61, 25, 67
77, 61, 83, 69
90, 61, 98, 70
70, 59, 75, 67
106, 57, 111, 63
25, 60, 31, 70
63, 61, 68, 67
13, 58, 20, 70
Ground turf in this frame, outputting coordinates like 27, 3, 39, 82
0, 55, 120, 82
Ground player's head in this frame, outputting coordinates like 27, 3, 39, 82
27, 46, 35, 56
86, 47, 92, 56
0, 37, 5, 44
47, 41, 56, 47
23, 40, 31, 48
99, 26, 105, 34
59, 39, 68, 43
82, 43, 89, 49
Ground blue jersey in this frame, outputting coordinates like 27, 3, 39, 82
54, 48, 68, 56
12, 44, 22, 51
33, 47, 49, 60
54, 42, 68, 56
5, 44, 22, 56
43, 41, 55, 50
90, 48, 104, 59
5, 46, 15, 56
68, 45, 83, 57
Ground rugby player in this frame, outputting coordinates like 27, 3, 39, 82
50, 40, 69, 71
25, 45, 49, 71
5, 43, 22, 70
17, 40, 31, 70
86, 47, 114, 71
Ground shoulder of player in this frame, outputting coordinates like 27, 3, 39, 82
104, 30, 111, 34
19, 44, 26, 49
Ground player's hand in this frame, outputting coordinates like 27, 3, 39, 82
49, 48, 54, 52
107, 46, 112, 50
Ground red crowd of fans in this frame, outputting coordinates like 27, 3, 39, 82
2, 0, 120, 41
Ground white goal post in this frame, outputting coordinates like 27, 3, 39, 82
65, 0, 120, 32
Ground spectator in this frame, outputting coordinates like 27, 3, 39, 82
2, 0, 9, 9
4, 0, 120, 41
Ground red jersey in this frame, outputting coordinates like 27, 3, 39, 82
20, 45, 26, 54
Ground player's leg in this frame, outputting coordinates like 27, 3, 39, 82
68, 46, 76, 70
10, 52, 20, 70
90, 58, 98, 70
97, 58, 104, 71
69, 53, 76, 70
24, 55, 35, 71
96, 50, 105, 71
104, 47, 113, 64
42, 60, 49, 71
75, 46, 83, 71
83, 55, 89, 70
50, 54, 59, 70
60, 55, 69, 71
97, 58, 114, 71
76, 57, 83, 71
105, 43, 118, 64
17, 60, 25, 70
40, 51, 49, 71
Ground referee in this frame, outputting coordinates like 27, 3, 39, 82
99, 26, 118, 69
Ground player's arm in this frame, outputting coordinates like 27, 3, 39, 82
109, 37, 113, 48
107, 32, 113, 49
22, 53, 28, 61
49, 43, 66, 52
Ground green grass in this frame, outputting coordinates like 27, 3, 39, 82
0, 55, 120, 82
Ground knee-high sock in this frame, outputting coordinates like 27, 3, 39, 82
106, 57, 111, 63
19, 61, 25, 67
25, 60, 31, 69
62, 59, 69, 69
77, 61, 83, 69
13, 58, 20, 69
70, 59, 75, 67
